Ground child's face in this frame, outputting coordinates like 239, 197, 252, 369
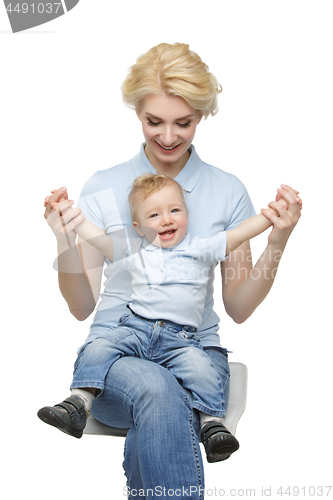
132, 184, 188, 248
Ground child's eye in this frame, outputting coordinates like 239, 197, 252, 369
150, 213, 158, 218
171, 208, 180, 213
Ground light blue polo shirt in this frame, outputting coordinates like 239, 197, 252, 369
77, 144, 256, 348
112, 231, 227, 329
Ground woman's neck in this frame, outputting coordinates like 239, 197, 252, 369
144, 145, 190, 179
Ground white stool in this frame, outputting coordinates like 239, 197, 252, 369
84, 362, 248, 437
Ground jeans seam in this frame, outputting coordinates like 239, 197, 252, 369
123, 439, 131, 499
185, 394, 204, 499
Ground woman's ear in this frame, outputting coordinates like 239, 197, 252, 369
196, 112, 203, 125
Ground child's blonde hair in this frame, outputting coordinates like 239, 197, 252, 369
121, 43, 222, 118
129, 173, 188, 219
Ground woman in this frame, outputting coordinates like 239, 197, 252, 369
43, 43, 301, 498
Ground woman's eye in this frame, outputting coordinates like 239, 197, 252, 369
148, 120, 160, 126
178, 122, 191, 128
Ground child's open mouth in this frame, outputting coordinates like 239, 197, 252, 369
159, 229, 176, 240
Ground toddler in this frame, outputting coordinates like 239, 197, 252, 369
38, 173, 274, 462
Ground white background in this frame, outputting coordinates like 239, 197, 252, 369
1, 1, 332, 498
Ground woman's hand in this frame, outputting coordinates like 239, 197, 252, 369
44, 187, 85, 245
44, 187, 68, 218
261, 184, 302, 249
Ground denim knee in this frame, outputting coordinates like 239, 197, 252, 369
204, 347, 230, 409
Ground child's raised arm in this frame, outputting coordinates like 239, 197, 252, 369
51, 198, 115, 262
226, 213, 273, 256
74, 218, 114, 262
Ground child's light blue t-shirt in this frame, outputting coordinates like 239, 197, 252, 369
77, 144, 256, 348
112, 231, 227, 329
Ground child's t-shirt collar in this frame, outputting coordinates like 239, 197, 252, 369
143, 233, 191, 252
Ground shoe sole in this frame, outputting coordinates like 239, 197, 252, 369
37, 408, 83, 439
206, 436, 240, 463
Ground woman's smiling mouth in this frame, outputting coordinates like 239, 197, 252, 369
155, 142, 181, 153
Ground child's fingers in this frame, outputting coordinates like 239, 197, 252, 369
50, 199, 75, 219
261, 207, 280, 222
267, 200, 288, 218
60, 206, 82, 225
44, 187, 68, 207
272, 196, 288, 209
266, 204, 280, 217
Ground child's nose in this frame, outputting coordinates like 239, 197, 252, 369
162, 214, 173, 225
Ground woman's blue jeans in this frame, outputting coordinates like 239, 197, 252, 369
71, 317, 230, 499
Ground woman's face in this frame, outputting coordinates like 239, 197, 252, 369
137, 94, 202, 177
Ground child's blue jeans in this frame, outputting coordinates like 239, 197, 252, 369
71, 309, 226, 417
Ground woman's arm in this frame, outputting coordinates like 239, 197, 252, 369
221, 185, 302, 324
45, 189, 104, 321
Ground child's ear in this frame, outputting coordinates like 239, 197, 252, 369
133, 220, 144, 236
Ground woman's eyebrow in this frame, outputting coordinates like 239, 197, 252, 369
145, 112, 194, 121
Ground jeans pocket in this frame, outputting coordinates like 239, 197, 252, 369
73, 342, 91, 372
204, 345, 230, 359
118, 313, 131, 326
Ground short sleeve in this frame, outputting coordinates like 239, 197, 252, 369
193, 232, 227, 263
226, 176, 256, 230
77, 172, 105, 229
112, 233, 144, 269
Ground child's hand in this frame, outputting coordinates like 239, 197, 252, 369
46, 196, 85, 245
261, 189, 281, 220
261, 204, 279, 220
44, 187, 68, 210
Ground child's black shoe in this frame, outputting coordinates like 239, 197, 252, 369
200, 421, 239, 462
37, 395, 87, 439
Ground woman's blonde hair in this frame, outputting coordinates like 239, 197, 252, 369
121, 43, 222, 118
128, 173, 188, 219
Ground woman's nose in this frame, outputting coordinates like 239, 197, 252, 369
160, 126, 177, 146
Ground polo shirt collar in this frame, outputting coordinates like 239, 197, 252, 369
175, 145, 202, 194
133, 143, 202, 193
169, 232, 192, 251
132, 144, 157, 177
